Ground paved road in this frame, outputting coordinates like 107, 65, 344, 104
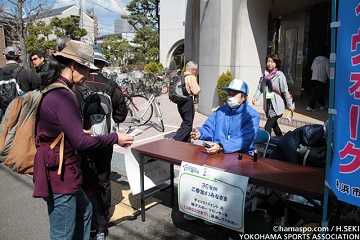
0, 94, 323, 240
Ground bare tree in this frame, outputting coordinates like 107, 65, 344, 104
0, 0, 53, 67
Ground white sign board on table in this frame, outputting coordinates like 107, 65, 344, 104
124, 148, 171, 195
178, 161, 249, 232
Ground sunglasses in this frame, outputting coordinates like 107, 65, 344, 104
31, 57, 39, 61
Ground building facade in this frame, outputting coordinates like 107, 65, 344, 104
36, 5, 97, 44
159, 0, 187, 69
114, 18, 135, 35
114, 18, 136, 43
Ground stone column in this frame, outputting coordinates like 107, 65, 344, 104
186, 0, 271, 116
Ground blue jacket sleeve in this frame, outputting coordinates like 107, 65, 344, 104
198, 111, 217, 141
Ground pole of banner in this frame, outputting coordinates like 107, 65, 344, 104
322, 0, 337, 230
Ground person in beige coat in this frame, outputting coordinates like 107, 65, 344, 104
173, 61, 201, 142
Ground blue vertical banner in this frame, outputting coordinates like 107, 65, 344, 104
326, 0, 360, 207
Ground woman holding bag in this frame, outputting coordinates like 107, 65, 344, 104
252, 53, 295, 136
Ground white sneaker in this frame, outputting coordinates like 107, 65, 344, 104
96, 232, 106, 240
306, 106, 315, 112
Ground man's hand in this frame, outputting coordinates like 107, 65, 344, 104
190, 127, 200, 140
116, 132, 134, 148
251, 98, 257, 105
205, 143, 221, 155
83, 130, 92, 136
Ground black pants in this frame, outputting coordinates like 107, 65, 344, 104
81, 146, 113, 235
308, 80, 326, 109
173, 97, 195, 143
265, 115, 283, 137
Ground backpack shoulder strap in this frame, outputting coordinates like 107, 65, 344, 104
79, 85, 89, 95
35, 83, 73, 133
180, 74, 190, 96
180, 74, 186, 85
42, 82, 72, 94
81, 74, 98, 94
12, 66, 24, 80
103, 80, 117, 97
50, 131, 65, 175
81, 74, 96, 93
0, 65, 23, 80
182, 74, 191, 84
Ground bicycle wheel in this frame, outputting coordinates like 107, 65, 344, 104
153, 100, 165, 132
130, 95, 153, 125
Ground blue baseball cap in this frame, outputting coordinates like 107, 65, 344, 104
221, 79, 249, 95
91, 44, 108, 64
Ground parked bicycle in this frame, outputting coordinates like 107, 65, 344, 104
121, 85, 164, 132
142, 73, 170, 95
155, 75, 169, 94
121, 77, 147, 95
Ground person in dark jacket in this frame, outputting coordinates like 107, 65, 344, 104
0, 46, 40, 121
30, 50, 49, 80
75, 45, 128, 240
1, 46, 40, 91
33, 40, 134, 240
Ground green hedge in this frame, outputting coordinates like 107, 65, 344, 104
216, 70, 233, 101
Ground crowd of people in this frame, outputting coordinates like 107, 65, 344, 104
0, 36, 303, 239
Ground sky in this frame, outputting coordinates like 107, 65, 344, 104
2, 0, 131, 36
53, 0, 131, 36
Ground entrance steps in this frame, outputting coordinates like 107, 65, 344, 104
253, 103, 328, 135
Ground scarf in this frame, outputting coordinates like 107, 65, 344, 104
263, 68, 278, 82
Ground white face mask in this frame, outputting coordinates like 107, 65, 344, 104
227, 96, 241, 108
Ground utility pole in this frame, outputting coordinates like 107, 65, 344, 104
79, 0, 83, 42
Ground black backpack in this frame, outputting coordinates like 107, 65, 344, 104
168, 74, 190, 104
0, 66, 24, 110
297, 144, 327, 168
79, 81, 117, 136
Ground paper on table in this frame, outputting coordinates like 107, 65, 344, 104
287, 111, 293, 122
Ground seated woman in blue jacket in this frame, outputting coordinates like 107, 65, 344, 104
190, 79, 260, 155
